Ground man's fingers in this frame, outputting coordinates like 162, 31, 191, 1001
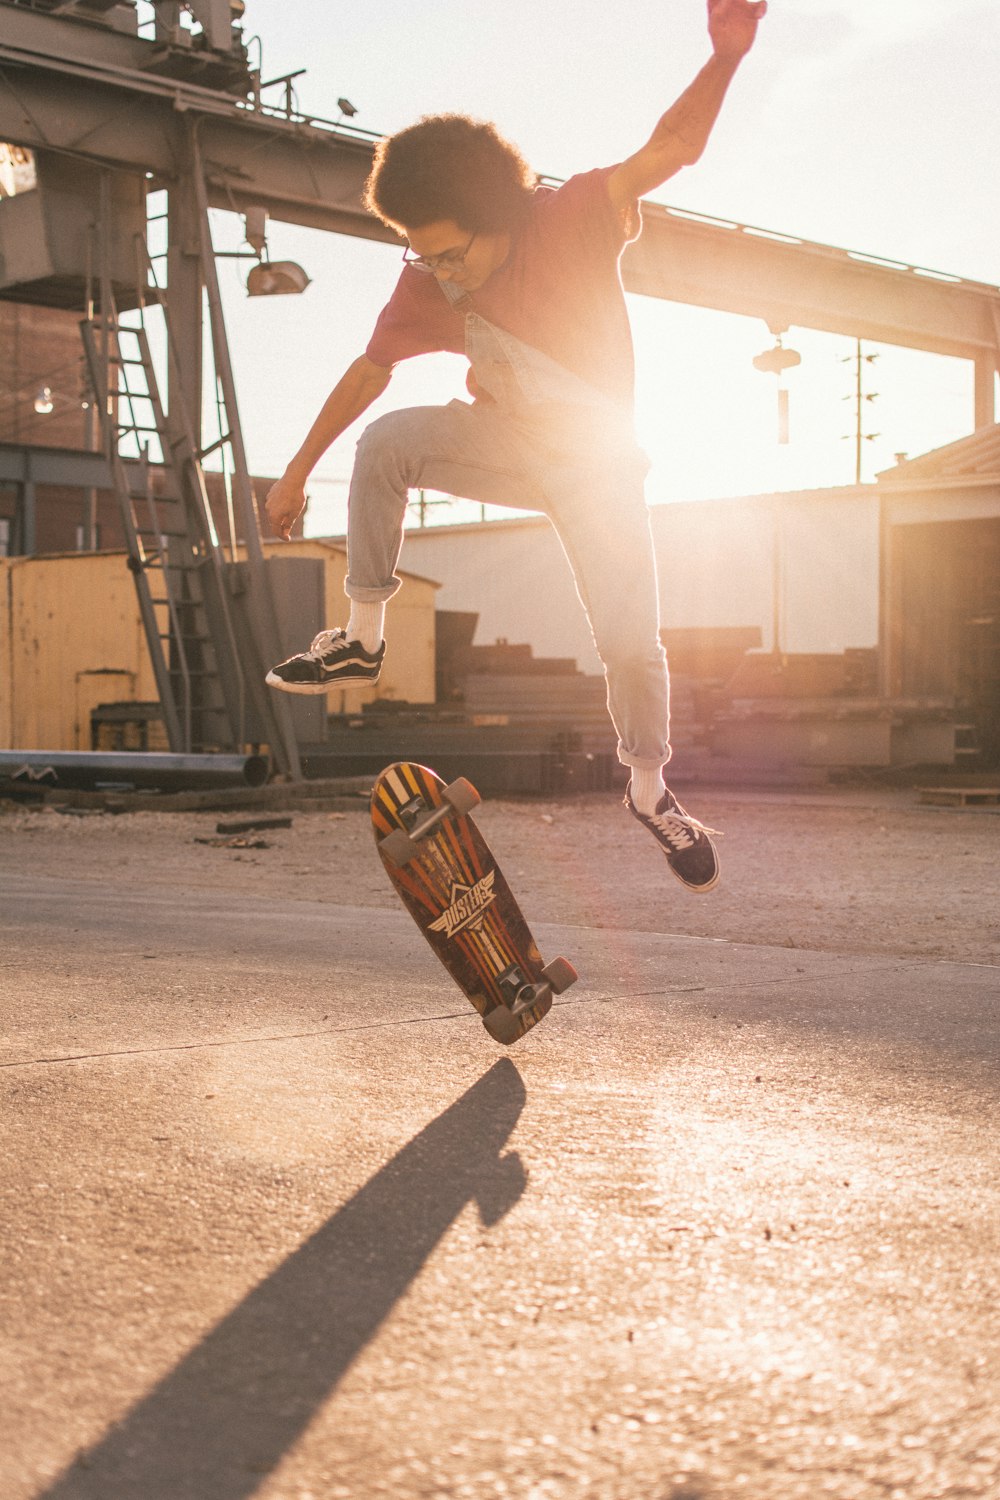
264, 479, 305, 540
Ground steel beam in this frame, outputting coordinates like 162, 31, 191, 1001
623, 202, 1000, 366
0, 441, 111, 487
0, 4, 152, 78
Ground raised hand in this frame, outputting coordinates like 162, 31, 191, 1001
708, 0, 767, 62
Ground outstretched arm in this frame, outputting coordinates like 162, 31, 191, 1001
608, 0, 766, 212
264, 355, 393, 540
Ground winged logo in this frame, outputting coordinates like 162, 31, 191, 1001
428, 871, 497, 938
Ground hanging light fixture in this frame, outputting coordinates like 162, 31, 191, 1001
246, 259, 311, 296
752, 337, 801, 377
33, 385, 54, 415
752, 333, 801, 445
240, 207, 311, 297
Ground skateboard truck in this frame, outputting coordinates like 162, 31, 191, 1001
499, 965, 542, 1018
481, 953, 577, 1043
497, 958, 578, 1017
508, 983, 552, 1018
379, 777, 480, 866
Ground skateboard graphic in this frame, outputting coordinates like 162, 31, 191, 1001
371, 761, 577, 1045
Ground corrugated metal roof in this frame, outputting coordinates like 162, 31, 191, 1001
878, 422, 1000, 482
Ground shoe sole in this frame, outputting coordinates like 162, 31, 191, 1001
664, 860, 721, 894
265, 669, 381, 694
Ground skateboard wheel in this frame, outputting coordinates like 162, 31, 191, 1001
443, 776, 480, 816
541, 956, 578, 994
482, 1006, 524, 1045
379, 827, 418, 866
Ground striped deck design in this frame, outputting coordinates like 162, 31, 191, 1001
371, 761, 552, 1045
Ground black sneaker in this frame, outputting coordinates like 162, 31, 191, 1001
265, 629, 385, 694
624, 782, 721, 893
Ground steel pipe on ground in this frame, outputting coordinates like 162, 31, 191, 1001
0, 752, 270, 792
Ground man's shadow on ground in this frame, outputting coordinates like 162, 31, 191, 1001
41, 1059, 527, 1500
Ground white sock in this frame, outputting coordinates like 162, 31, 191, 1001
346, 600, 385, 654
630, 765, 666, 816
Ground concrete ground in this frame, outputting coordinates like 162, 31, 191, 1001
1, 786, 999, 1500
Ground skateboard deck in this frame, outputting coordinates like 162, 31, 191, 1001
371, 761, 577, 1045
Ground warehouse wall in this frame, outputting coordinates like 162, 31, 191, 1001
0, 551, 156, 750
397, 487, 882, 672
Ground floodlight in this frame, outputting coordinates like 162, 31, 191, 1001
246, 260, 311, 296
752, 341, 801, 376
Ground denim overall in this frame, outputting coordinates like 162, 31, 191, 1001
345, 284, 671, 770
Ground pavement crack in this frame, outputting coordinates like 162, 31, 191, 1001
554, 957, 914, 1012
0, 1008, 484, 1069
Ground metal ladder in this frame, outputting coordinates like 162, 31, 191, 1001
81, 285, 247, 754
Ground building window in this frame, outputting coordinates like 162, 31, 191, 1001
76, 524, 100, 551
0, 518, 11, 558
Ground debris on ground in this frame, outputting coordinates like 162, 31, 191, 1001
215, 817, 293, 835
194, 835, 272, 850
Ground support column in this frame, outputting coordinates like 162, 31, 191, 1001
188, 128, 302, 778
877, 493, 892, 701
166, 145, 203, 444
974, 354, 996, 431
19, 475, 36, 555
83, 400, 99, 550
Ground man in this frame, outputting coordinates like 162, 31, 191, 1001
265, 0, 766, 893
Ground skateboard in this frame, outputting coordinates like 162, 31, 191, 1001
371, 761, 577, 1045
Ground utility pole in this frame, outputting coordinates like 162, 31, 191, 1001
843, 340, 880, 484
411, 488, 457, 526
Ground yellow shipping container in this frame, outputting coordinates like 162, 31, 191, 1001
0, 541, 438, 752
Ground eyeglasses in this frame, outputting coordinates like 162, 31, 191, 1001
402, 231, 477, 274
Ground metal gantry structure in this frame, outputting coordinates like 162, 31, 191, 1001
3, 2, 997, 408
1, 0, 999, 770
0, 0, 306, 771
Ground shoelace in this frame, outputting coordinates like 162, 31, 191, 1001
307, 629, 352, 660
648, 803, 722, 852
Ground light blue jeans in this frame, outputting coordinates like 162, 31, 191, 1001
345, 398, 671, 770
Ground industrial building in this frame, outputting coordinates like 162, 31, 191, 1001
395, 424, 1000, 772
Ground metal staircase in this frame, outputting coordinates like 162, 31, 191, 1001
79, 154, 302, 774
82, 305, 246, 753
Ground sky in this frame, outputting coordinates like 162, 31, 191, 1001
194, 0, 999, 534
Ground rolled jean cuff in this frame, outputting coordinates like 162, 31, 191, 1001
618, 746, 673, 772
345, 575, 402, 604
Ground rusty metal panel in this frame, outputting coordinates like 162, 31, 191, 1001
0, 151, 146, 310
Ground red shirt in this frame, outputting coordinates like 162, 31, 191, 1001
365, 167, 641, 410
